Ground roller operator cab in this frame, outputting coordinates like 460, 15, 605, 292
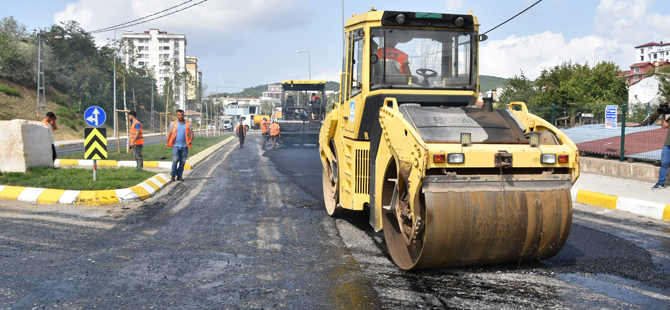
319, 10, 580, 270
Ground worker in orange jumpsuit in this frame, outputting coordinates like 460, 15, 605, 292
41, 111, 58, 162
128, 110, 144, 169
270, 119, 281, 150
260, 117, 269, 150
236, 120, 246, 148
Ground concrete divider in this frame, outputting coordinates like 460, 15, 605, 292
580, 157, 669, 184
571, 188, 670, 222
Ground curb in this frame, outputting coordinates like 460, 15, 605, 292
0, 174, 171, 205
0, 136, 234, 205
55, 136, 234, 170
571, 188, 670, 222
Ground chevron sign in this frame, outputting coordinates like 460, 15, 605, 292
84, 128, 108, 160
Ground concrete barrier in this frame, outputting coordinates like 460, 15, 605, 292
0, 120, 52, 172
580, 157, 669, 184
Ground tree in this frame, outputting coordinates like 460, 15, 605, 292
655, 66, 670, 102
498, 71, 537, 109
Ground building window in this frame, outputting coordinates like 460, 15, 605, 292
634, 67, 639, 73
634, 75, 639, 82
654, 53, 657, 59
641, 49, 644, 54
641, 56, 644, 61
138, 61, 144, 66
138, 46, 144, 51
163, 46, 169, 51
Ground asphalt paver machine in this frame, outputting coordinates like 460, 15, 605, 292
319, 9, 580, 270
277, 80, 328, 143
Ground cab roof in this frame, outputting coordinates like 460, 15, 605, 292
345, 10, 478, 30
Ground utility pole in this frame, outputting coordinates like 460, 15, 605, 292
36, 30, 46, 120
151, 81, 154, 133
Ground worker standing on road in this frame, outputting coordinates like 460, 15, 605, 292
260, 117, 269, 150
128, 111, 144, 170
270, 119, 280, 150
652, 112, 670, 190
41, 111, 58, 162
165, 109, 194, 182
236, 120, 246, 148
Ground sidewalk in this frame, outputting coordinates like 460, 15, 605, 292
573, 172, 670, 221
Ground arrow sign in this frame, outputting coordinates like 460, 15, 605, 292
84, 128, 107, 160
84, 106, 106, 128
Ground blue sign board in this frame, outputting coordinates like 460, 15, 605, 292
605, 105, 617, 129
84, 106, 106, 128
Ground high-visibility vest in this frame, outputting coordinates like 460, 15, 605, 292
377, 47, 409, 74
260, 121, 269, 133
236, 124, 246, 136
42, 119, 53, 129
270, 123, 280, 136
167, 120, 193, 148
129, 119, 144, 145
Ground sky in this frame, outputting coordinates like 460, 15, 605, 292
3, 0, 670, 94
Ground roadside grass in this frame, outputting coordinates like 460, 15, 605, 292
0, 167, 156, 191
59, 135, 231, 161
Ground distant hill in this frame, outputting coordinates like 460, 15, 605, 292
214, 81, 340, 98
479, 75, 509, 92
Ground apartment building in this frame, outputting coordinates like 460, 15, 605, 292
123, 29, 187, 110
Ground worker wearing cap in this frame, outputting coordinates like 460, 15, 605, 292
270, 119, 280, 150
128, 110, 144, 170
41, 111, 58, 162
260, 117, 269, 150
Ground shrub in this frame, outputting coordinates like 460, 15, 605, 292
0, 85, 20, 97
52, 95, 67, 106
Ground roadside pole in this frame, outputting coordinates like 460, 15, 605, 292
83, 106, 107, 182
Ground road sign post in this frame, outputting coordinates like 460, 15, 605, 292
85, 128, 107, 181
83, 106, 107, 181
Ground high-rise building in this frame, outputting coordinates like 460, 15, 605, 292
123, 29, 187, 110
185, 56, 200, 111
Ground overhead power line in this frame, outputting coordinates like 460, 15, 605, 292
90, 0, 208, 34
482, 0, 543, 36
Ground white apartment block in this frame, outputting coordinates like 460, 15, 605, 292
123, 29, 187, 110
635, 41, 670, 63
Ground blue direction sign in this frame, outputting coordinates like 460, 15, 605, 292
605, 105, 618, 129
84, 106, 106, 127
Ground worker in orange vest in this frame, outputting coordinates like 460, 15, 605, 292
165, 109, 194, 181
260, 117, 269, 150
236, 119, 246, 148
270, 119, 281, 150
128, 110, 144, 170
41, 111, 58, 162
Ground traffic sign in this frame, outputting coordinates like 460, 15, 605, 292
84, 106, 106, 127
605, 105, 618, 129
85, 128, 107, 160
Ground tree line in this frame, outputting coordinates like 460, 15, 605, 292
497, 61, 631, 124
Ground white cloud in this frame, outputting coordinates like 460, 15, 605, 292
481, 0, 670, 79
594, 0, 670, 44
54, 0, 312, 51
480, 32, 624, 79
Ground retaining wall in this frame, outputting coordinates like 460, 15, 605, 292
580, 157, 669, 184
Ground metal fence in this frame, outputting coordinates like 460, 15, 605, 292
524, 104, 667, 162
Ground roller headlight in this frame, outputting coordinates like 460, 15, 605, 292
447, 153, 465, 164
396, 14, 406, 25
541, 154, 556, 164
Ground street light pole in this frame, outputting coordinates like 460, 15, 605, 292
296, 50, 311, 80
113, 29, 133, 139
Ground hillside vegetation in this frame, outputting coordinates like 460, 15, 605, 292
0, 16, 168, 140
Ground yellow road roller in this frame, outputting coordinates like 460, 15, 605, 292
319, 9, 580, 270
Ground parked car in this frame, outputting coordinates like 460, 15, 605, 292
223, 119, 233, 132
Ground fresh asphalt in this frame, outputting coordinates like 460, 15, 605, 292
1, 131, 669, 308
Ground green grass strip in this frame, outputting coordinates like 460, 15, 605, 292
60, 135, 231, 161
0, 167, 156, 191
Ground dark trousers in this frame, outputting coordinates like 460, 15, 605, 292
51, 144, 57, 162
239, 135, 245, 147
133, 144, 143, 169
261, 132, 269, 149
